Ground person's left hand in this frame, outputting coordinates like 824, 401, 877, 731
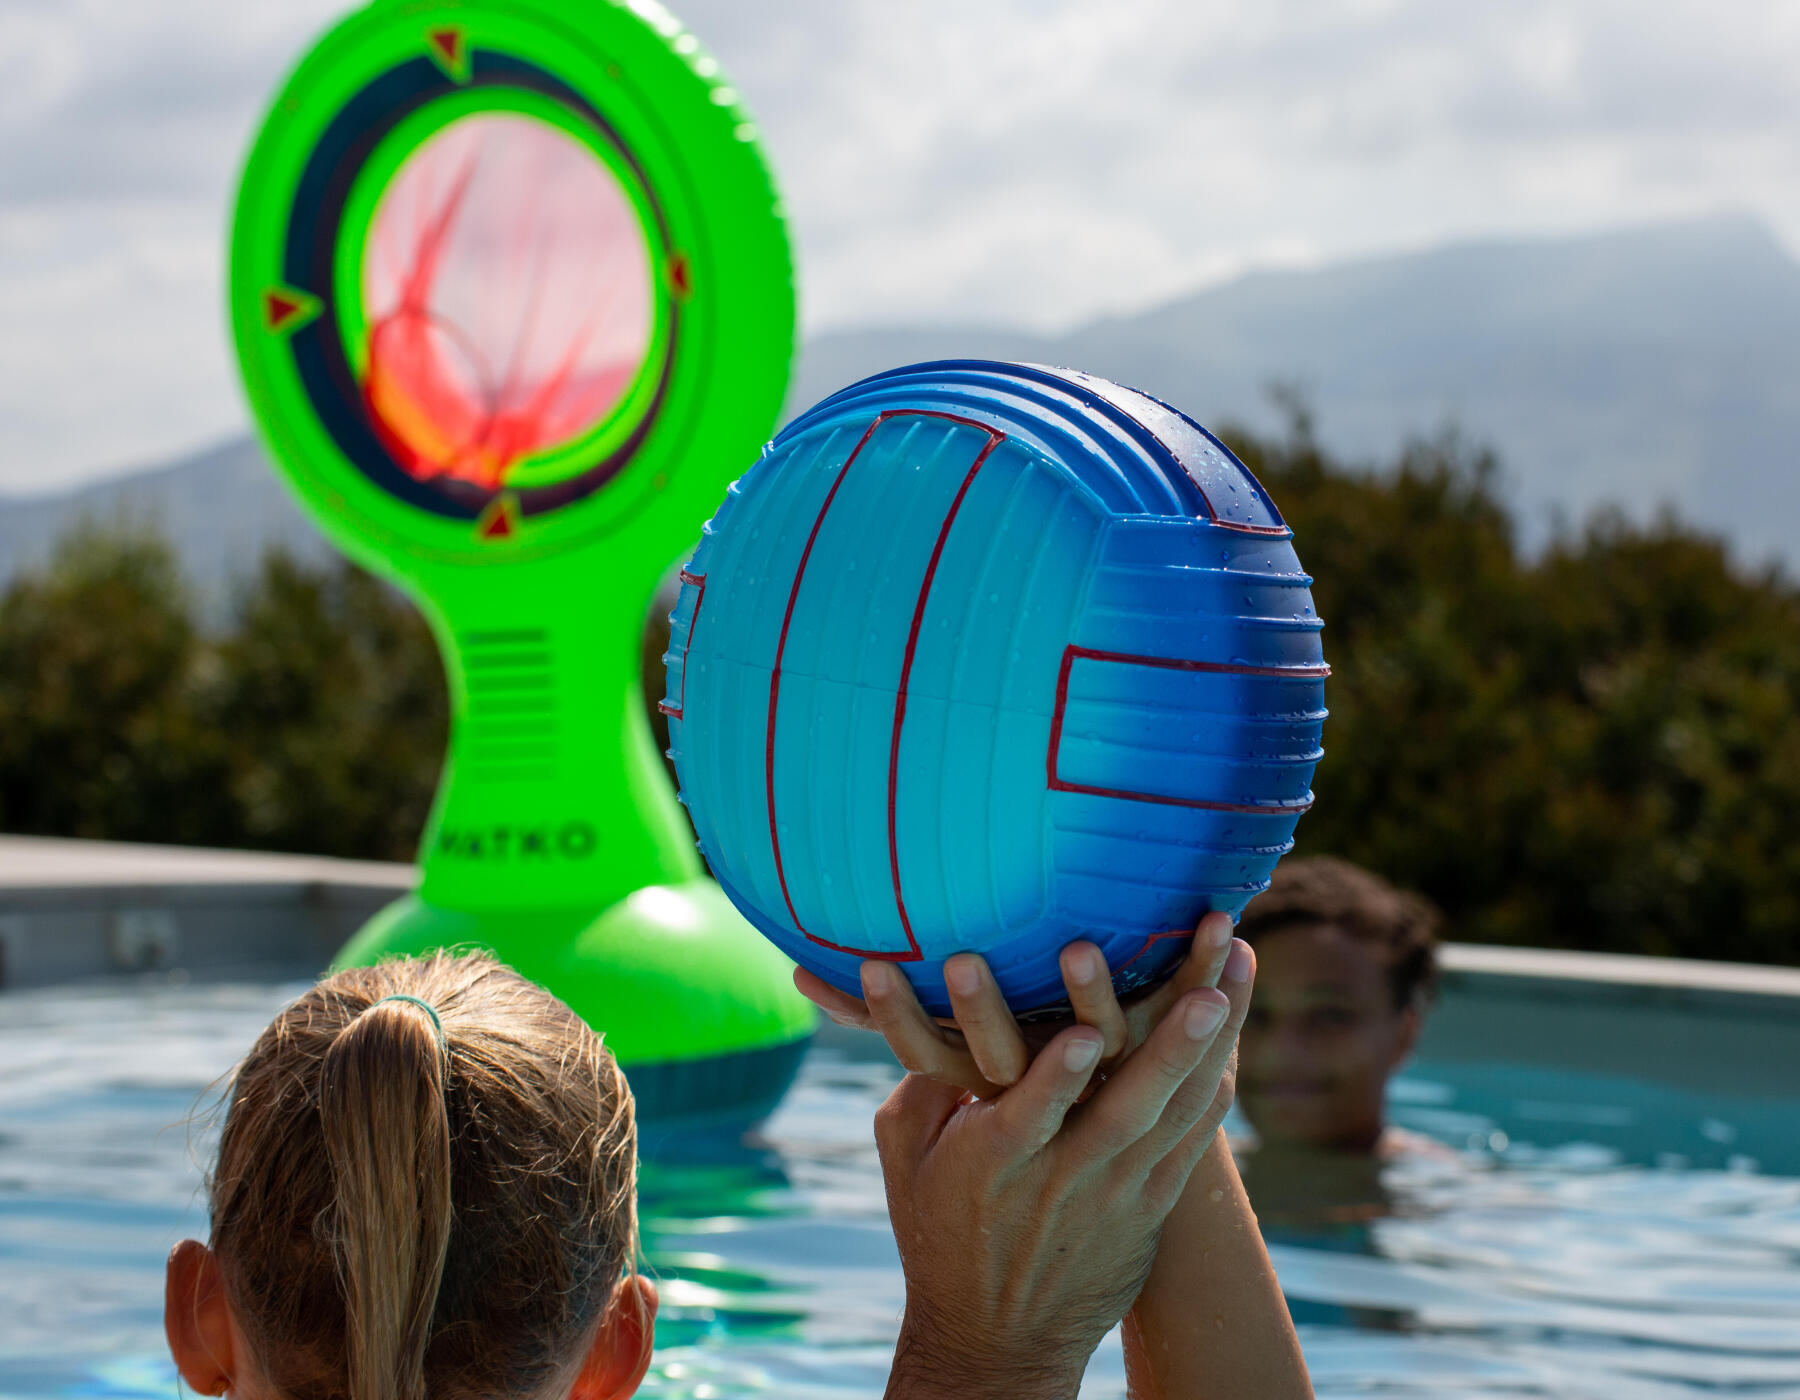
795, 911, 1239, 1099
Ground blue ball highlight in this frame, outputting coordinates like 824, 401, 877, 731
665, 361, 1327, 1016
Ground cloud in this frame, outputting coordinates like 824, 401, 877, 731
673, 0, 1800, 331
1, 0, 1797, 490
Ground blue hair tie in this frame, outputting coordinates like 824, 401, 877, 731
369, 993, 447, 1054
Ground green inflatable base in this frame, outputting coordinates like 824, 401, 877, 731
332, 879, 817, 1123
628, 1037, 811, 1138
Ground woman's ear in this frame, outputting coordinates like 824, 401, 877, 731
570, 1274, 659, 1400
165, 1240, 235, 1397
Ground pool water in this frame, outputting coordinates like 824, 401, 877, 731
5, 976, 1799, 1399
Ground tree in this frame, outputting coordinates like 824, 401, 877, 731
1227, 417, 1800, 964
0, 524, 234, 843
208, 550, 447, 861
0, 529, 445, 860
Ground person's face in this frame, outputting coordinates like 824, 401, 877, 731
1237, 921, 1420, 1153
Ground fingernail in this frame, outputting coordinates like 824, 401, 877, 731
1205, 915, 1234, 953
946, 959, 980, 997
1184, 996, 1227, 1039
1223, 940, 1254, 984
1064, 1035, 1102, 1072
1066, 944, 1102, 984
862, 963, 895, 997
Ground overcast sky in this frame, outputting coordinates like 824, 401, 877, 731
2, 0, 1797, 493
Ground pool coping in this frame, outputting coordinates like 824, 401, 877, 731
0, 834, 417, 894
3, 836, 1799, 1011
1438, 942, 1800, 1000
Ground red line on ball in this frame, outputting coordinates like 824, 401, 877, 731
1046, 644, 1327, 814
1212, 519, 1293, 536
1064, 645, 1330, 679
1113, 395, 1290, 535
886, 424, 1006, 959
1117, 928, 1194, 972
764, 409, 1003, 960
765, 419, 882, 934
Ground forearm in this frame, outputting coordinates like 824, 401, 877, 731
1122, 1133, 1312, 1400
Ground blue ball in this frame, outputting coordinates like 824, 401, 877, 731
664, 361, 1327, 1017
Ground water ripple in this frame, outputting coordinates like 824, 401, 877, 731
3, 977, 1798, 1399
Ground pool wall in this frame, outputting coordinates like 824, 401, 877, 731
0, 836, 410, 987
1424, 942, 1800, 1099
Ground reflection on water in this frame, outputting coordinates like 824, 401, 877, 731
3, 976, 1799, 1399
1271, 1149, 1800, 1396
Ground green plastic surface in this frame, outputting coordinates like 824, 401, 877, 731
229, 0, 812, 1065
334, 881, 817, 1065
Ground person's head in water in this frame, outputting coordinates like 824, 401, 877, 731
164, 952, 655, 1400
1235, 857, 1441, 1153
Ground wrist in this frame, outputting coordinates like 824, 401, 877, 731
887, 1310, 1084, 1400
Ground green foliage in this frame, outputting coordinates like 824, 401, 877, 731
0, 524, 232, 843
207, 551, 447, 860
1225, 416, 1800, 965
0, 529, 444, 861
4, 423, 1798, 964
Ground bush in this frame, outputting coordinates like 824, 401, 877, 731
0, 524, 234, 844
208, 550, 447, 860
0, 530, 444, 862
1227, 418, 1800, 964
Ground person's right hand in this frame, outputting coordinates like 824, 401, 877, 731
876, 963, 1251, 1400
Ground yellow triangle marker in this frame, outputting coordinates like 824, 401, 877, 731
261, 285, 321, 336
425, 26, 470, 83
476, 493, 520, 542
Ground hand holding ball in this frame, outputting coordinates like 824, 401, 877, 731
664, 361, 1326, 1016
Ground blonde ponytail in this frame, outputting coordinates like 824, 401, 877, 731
210, 954, 637, 1400
319, 996, 454, 1400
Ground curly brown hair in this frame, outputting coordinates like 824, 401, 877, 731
207, 951, 639, 1400
1237, 856, 1443, 1011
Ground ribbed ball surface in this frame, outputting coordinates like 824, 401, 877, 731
664, 361, 1326, 1015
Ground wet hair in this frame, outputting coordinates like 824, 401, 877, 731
1237, 856, 1442, 1011
207, 952, 639, 1400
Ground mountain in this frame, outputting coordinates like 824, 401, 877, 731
791, 215, 1800, 567
0, 436, 331, 609
2, 215, 1795, 601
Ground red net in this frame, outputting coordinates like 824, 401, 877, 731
360, 113, 654, 490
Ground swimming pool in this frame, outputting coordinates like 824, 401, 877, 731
5, 974, 1798, 1399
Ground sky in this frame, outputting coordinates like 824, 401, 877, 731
2, 0, 1797, 494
